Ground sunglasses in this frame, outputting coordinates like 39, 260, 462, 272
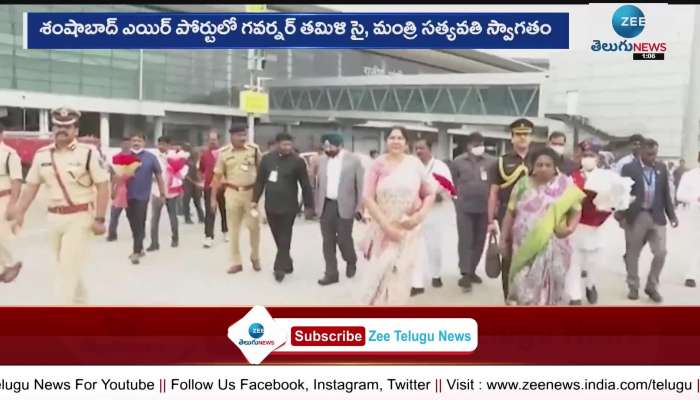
513, 132, 530, 137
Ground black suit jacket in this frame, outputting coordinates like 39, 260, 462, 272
620, 159, 676, 226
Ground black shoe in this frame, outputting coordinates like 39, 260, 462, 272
468, 273, 483, 284
106, 235, 117, 242
274, 271, 285, 282
432, 278, 443, 288
627, 288, 639, 300
586, 286, 598, 304
318, 274, 339, 286
686, 279, 697, 288
171, 239, 179, 248
346, 264, 357, 278
581, 270, 588, 279
410, 287, 425, 297
569, 300, 583, 306
458, 276, 473, 293
644, 287, 663, 303
146, 244, 159, 252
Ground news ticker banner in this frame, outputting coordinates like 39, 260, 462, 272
3, 307, 700, 365
23, 12, 569, 49
0, 366, 698, 399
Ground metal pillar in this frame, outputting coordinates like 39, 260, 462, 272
39, 109, 49, 132
154, 116, 163, 142
99, 112, 109, 149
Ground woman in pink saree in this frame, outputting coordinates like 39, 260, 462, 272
359, 127, 437, 305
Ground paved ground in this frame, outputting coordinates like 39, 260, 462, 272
3, 188, 700, 306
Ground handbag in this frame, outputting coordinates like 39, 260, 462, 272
485, 231, 502, 279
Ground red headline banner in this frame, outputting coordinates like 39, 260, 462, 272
0, 307, 698, 365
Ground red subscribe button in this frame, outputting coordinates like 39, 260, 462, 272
291, 326, 366, 346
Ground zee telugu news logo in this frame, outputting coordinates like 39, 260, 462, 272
591, 4, 667, 60
237, 322, 276, 346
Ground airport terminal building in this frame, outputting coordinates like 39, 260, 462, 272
1, 4, 571, 160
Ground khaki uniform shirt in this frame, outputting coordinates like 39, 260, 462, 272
0, 142, 22, 191
213, 143, 260, 187
26, 140, 109, 207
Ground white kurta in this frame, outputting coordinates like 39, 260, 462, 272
412, 158, 454, 288
676, 168, 700, 280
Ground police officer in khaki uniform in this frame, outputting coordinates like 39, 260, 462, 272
210, 124, 261, 274
0, 122, 23, 283
9, 107, 110, 304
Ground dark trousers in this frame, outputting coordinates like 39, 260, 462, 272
456, 210, 488, 276
204, 187, 228, 239
183, 182, 204, 223
150, 196, 179, 246
266, 212, 296, 272
108, 206, 123, 238
497, 205, 511, 300
125, 199, 149, 254
320, 199, 357, 276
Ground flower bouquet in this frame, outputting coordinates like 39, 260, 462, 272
166, 152, 189, 197
111, 153, 141, 209
584, 168, 634, 212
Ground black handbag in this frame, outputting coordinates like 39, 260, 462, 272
485, 232, 502, 279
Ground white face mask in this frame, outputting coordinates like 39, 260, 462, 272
132, 147, 144, 154
550, 144, 565, 156
470, 145, 485, 156
581, 156, 598, 171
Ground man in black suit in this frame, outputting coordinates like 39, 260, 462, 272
616, 139, 678, 303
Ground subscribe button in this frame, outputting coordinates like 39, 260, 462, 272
274, 318, 477, 353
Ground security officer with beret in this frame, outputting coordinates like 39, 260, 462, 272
9, 107, 110, 305
487, 118, 534, 301
210, 124, 261, 275
0, 122, 23, 283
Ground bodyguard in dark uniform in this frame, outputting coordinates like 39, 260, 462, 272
487, 118, 534, 301
252, 133, 314, 283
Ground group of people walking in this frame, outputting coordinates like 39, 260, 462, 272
1, 107, 699, 306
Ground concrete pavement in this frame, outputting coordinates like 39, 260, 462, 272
2, 190, 700, 306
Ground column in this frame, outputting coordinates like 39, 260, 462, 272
682, 6, 700, 168
154, 116, 163, 142
224, 116, 232, 134
378, 130, 385, 153
39, 109, 49, 133
435, 128, 450, 160
99, 112, 109, 149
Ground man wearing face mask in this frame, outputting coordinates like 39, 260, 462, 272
314, 133, 364, 286
124, 132, 166, 265
450, 132, 495, 292
548, 131, 578, 176
566, 141, 611, 305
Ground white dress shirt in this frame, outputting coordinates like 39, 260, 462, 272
325, 150, 345, 200
677, 168, 700, 210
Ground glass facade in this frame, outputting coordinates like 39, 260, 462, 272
0, 5, 486, 109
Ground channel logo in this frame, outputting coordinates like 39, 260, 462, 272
227, 306, 287, 364
591, 4, 667, 61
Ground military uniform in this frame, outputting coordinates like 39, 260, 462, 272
0, 142, 22, 279
488, 118, 534, 300
24, 108, 109, 304
213, 142, 261, 270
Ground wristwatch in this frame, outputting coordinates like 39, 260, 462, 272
94, 217, 106, 223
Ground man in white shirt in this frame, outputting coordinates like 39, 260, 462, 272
676, 151, 700, 288
315, 134, 365, 286
411, 138, 455, 297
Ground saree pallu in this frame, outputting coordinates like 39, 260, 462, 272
507, 174, 585, 305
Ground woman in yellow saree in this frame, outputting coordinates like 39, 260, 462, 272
500, 147, 585, 305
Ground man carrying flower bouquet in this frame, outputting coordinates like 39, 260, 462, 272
107, 137, 133, 242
